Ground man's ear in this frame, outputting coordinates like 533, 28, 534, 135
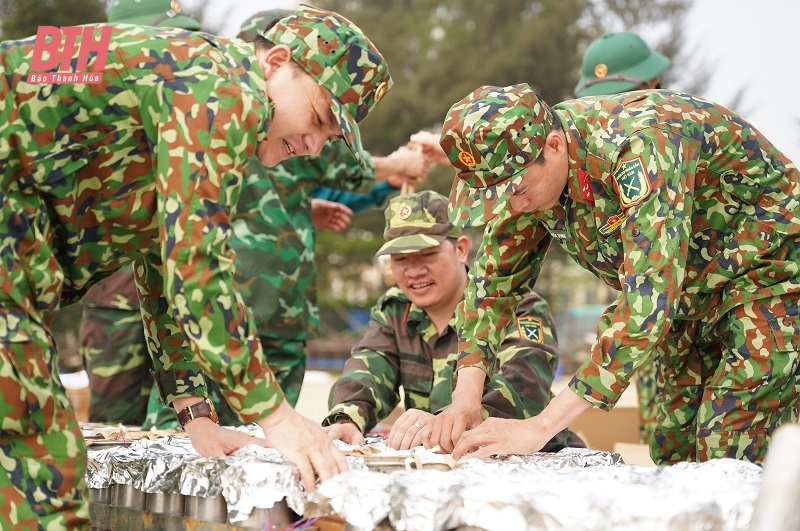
545, 129, 566, 156
455, 235, 471, 263
258, 44, 293, 79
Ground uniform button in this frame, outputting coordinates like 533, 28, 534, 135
631, 228, 640, 237
723, 173, 735, 184
70, 150, 82, 161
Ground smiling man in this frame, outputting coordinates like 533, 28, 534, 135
322, 191, 583, 451
0, 4, 390, 528
429, 83, 800, 467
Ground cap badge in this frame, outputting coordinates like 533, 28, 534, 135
458, 151, 476, 167
398, 204, 412, 220
374, 81, 387, 102
170, 0, 182, 12
594, 63, 608, 78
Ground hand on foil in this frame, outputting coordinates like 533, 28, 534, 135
386, 409, 434, 450
425, 367, 485, 453
183, 417, 261, 456
323, 420, 365, 446
451, 417, 543, 460
257, 401, 349, 492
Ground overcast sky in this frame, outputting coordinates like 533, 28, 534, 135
191, 0, 800, 164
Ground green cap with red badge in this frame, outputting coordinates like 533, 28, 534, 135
440, 83, 552, 228
376, 191, 462, 256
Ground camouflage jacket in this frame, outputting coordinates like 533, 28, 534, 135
0, 25, 285, 421
456, 90, 800, 411
325, 285, 560, 434
231, 142, 375, 340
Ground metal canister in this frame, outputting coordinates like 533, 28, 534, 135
145, 491, 185, 516
184, 493, 227, 523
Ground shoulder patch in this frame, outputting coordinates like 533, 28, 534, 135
516, 316, 543, 343
613, 156, 651, 208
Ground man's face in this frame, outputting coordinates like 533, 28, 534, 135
390, 239, 468, 314
508, 133, 569, 214
256, 61, 342, 167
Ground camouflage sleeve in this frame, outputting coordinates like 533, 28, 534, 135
456, 213, 552, 377
137, 79, 283, 422
481, 292, 558, 419
313, 140, 376, 192
323, 302, 402, 433
569, 129, 695, 410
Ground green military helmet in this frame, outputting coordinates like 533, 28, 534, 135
376, 191, 462, 256
237, 9, 293, 41
108, 0, 202, 30
574, 31, 670, 97
264, 4, 393, 168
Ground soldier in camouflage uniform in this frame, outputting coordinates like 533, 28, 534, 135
140, 11, 428, 430
0, 5, 389, 527
322, 191, 584, 451
574, 31, 671, 445
76, 0, 202, 428
426, 84, 800, 466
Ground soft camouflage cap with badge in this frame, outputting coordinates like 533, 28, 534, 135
263, 4, 392, 168
108, 0, 202, 30
375, 191, 462, 256
237, 9, 293, 41
441, 83, 552, 228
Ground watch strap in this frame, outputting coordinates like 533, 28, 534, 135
177, 398, 218, 429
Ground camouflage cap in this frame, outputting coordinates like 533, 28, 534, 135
108, 0, 202, 31
440, 83, 552, 228
237, 9, 293, 41
264, 4, 393, 167
375, 191, 462, 256
575, 31, 670, 97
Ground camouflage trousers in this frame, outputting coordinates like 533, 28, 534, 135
79, 307, 151, 426
0, 191, 90, 529
142, 337, 307, 430
651, 293, 800, 465
636, 359, 658, 445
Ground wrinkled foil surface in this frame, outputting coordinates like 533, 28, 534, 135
86, 432, 762, 529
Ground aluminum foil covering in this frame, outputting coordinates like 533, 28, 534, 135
306, 446, 762, 531
221, 444, 307, 523
86, 434, 763, 531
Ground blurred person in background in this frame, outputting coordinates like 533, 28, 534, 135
574, 31, 669, 98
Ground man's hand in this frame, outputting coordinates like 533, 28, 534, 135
183, 417, 259, 456
409, 130, 449, 166
323, 421, 365, 446
452, 387, 595, 459
377, 146, 430, 189
257, 401, 349, 492
386, 409, 434, 450
451, 417, 543, 459
425, 367, 486, 453
311, 198, 353, 231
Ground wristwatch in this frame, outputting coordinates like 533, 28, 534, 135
176, 398, 219, 429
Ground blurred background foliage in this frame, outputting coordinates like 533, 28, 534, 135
0, 0, 698, 370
